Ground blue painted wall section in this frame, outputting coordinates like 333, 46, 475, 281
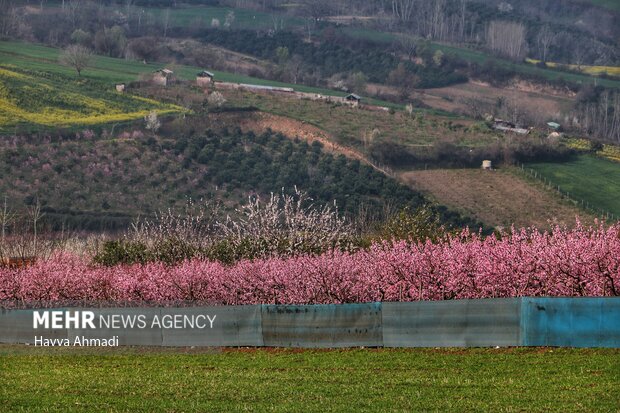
521, 298, 620, 348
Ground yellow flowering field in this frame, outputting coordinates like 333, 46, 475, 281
525, 58, 620, 77
565, 137, 620, 163
0, 65, 182, 130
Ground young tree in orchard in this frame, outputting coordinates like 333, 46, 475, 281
59, 45, 92, 76
144, 111, 161, 136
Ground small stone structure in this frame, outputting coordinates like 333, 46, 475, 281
153, 69, 174, 86
196, 70, 215, 87
345, 93, 362, 107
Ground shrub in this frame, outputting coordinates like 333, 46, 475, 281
3, 221, 618, 307
93, 240, 151, 266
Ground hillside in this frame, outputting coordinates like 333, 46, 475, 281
0, 123, 482, 231
528, 155, 620, 218
0, 36, 617, 230
0, 41, 398, 107
0, 65, 181, 132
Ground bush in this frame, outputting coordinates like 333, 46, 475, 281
93, 240, 151, 266
380, 205, 452, 244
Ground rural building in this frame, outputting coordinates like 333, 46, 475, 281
491, 118, 530, 135
196, 70, 215, 86
547, 121, 561, 131
115, 83, 126, 92
345, 93, 362, 107
238, 83, 294, 93
482, 160, 493, 170
153, 69, 174, 86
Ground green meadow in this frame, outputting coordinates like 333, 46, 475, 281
1, 347, 618, 413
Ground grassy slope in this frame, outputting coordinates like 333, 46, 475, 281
0, 65, 180, 132
0, 41, 398, 108
1, 347, 618, 412
528, 155, 620, 217
223, 89, 480, 152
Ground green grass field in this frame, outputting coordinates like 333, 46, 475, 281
588, 0, 620, 12
0, 41, 398, 108
0, 347, 618, 412
528, 155, 620, 217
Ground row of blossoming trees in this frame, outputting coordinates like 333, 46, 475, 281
1, 220, 618, 307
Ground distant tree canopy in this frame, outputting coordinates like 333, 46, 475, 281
187, 28, 467, 88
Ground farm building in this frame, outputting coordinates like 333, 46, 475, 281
492, 118, 530, 135
547, 121, 561, 131
153, 69, 174, 86
115, 83, 126, 92
238, 83, 294, 93
197, 70, 215, 86
345, 93, 362, 107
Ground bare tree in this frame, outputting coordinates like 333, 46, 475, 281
0, 0, 19, 36
536, 25, 555, 62
0, 196, 16, 258
459, 0, 467, 41
487, 20, 527, 60
59, 44, 92, 76
391, 0, 416, 22
27, 198, 45, 256
162, 8, 171, 38
299, 0, 333, 20
573, 90, 620, 143
66, 0, 80, 28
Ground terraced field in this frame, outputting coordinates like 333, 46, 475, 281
401, 168, 593, 229
0, 65, 181, 132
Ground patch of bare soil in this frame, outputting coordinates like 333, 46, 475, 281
401, 169, 591, 229
419, 81, 573, 123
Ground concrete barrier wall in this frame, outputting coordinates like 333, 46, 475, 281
262, 303, 382, 348
1, 298, 619, 348
383, 299, 521, 347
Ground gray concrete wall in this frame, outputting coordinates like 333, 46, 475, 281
1, 298, 618, 348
